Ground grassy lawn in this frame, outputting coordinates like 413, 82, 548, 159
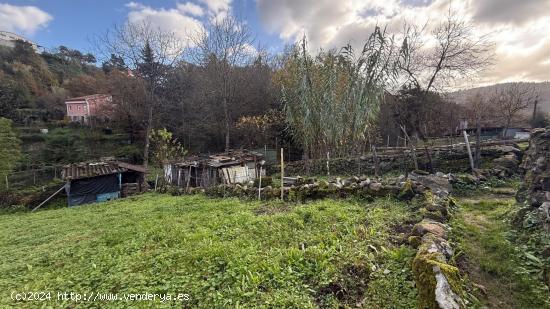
451, 197, 550, 308
0, 194, 418, 308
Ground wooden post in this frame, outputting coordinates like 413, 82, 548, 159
400, 126, 418, 170
372, 146, 380, 176
258, 165, 262, 200
463, 130, 475, 172
186, 166, 192, 192
326, 151, 330, 177
423, 145, 434, 173
32, 185, 65, 212
280, 148, 284, 201
5, 175, 8, 190
154, 174, 159, 191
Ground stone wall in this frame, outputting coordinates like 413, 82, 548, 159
276, 145, 523, 177
407, 173, 466, 309
516, 127, 550, 232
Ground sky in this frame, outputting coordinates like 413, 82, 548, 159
1, 0, 550, 87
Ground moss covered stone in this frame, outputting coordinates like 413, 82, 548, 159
412, 236, 464, 309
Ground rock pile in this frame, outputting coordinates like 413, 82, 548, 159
201, 173, 456, 202
516, 127, 550, 232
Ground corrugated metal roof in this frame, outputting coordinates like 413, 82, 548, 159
62, 161, 146, 180
171, 149, 263, 169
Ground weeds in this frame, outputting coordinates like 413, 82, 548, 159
451, 198, 550, 308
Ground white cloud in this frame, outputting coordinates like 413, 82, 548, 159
199, 0, 231, 15
177, 2, 205, 17
257, 0, 550, 84
472, 0, 550, 25
198, 0, 231, 22
0, 3, 52, 34
126, 2, 205, 47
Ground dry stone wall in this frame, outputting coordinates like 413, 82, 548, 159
278, 145, 523, 176
516, 127, 550, 232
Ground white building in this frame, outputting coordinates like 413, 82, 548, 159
0, 31, 40, 52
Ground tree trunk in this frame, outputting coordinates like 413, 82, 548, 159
532, 99, 538, 126
503, 118, 511, 140
143, 104, 153, 168
223, 97, 230, 151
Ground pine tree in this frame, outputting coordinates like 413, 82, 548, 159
137, 41, 158, 85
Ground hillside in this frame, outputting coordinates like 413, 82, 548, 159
451, 81, 550, 113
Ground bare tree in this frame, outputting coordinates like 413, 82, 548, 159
465, 92, 494, 167
393, 9, 493, 141
192, 16, 255, 151
400, 10, 494, 93
490, 83, 539, 138
94, 21, 187, 167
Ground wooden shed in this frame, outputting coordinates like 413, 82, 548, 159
164, 150, 265, 188
62, 161, 147, 206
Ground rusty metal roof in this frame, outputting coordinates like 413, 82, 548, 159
62, 161, 146, 180
170, 149, 264, 169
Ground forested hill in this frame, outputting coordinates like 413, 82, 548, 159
451, 82, 550, 113
0, 41, 100, 123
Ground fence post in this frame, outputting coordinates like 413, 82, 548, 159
5, 175, 8, 190
326, 151, 330, 177
463, 130, 475, 173
280, 148, 284, 201
258, 165, 262, 201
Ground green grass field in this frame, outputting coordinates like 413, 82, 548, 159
0, 194, 418, 308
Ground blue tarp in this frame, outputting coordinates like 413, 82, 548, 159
66, 173, 121, 206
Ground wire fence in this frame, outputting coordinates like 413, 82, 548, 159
4, 165, 64, 191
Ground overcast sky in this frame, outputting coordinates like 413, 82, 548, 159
2, 0, 549, 87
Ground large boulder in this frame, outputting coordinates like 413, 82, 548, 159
408, 172, 452, 198
412, 219, 448, 239
493, 153, 519, 170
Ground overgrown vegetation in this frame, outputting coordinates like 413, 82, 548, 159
0, 117, 21, 187
0, 194, 418, 308
277, 32, 404, 159
451, 198, 550, 308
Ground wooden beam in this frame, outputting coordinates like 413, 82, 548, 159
32, 185, 65, 212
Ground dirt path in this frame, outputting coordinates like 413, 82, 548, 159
452, 193, 550, 308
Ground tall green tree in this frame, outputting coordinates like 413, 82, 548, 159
0, 118, 21, 188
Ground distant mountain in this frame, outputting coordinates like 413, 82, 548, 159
450, 81, 550, 114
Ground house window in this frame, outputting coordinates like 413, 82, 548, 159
69, 105, 72, 110
78, 106, 81, 110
